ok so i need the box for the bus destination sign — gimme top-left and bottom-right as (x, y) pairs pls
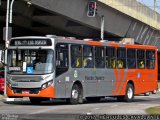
(10, 39), (52, 46)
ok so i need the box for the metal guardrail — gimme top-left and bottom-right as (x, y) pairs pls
(99, 0), (160, 30)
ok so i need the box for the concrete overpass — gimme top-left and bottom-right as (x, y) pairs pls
(1, 0), (160, 47)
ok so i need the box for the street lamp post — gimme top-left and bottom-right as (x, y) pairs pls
(154, 0), (157, 27)
(4, 0), (10, 97)
(5, 0), (10, 47)
(154, 0), (156, 13)
(4, 0), (14, 97)
(100, 15), (104, 40)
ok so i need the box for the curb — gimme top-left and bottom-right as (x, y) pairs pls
(3, 98), (15, 102)
(2, 97), (29, 102)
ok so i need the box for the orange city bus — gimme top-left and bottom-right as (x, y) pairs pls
(4, 35), (158, 104)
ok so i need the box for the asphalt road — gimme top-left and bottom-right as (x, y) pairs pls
(0, 93), (160, 120)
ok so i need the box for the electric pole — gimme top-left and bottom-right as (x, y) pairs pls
(154, 0), (157, 27)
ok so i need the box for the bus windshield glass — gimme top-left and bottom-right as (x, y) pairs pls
(8, 49), (54, 75)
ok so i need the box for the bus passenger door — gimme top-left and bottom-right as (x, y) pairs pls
(55, 43), (69, 98)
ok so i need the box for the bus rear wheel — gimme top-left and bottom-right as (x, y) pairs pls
(152, 90), (157, 94)
(117, 83), (134, 102)
(144, 92), (151, 96)
(70, 84), (83, 104)
(124, 83), (134, 102)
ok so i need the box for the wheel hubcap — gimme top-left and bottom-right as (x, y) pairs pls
(127, 88), (133, 99)
(72, 89), (78, 99)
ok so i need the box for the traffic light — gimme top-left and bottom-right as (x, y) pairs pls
(87, 1), (97, 17)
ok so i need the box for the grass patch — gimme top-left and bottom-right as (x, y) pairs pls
(145, 106), (160, 114)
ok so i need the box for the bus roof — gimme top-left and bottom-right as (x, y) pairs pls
(10, 36), (157, 50)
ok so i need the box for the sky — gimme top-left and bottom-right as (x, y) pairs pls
(137, 0), (160, 13)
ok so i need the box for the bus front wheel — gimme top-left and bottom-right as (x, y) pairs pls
(70, 84), (83, 104)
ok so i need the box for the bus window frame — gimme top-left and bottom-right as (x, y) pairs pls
(106, 47), (116, 69)
(55, 43), (69, 77)
(71, 44), (82, 68)
(127, 48), (136, 69)
(83, 45), (94, 68)
(117, 47), (126, 69)
(95, 46), (105, 68)
(146, 50), (155, 69)
(137, 49), (145, 69)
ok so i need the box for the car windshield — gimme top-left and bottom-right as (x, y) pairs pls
(8, 49), (54, 75)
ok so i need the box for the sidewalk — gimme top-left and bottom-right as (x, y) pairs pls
(0, 95), (29, 102)
(0, 94), (4, 100)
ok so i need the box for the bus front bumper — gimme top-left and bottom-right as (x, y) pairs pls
(6, 84), (55, 98)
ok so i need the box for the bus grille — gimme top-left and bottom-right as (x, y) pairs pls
(12, 88), (41, 94)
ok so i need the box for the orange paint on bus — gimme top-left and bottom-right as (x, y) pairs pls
(6, 85), (55, 98)
(86, 41), (103, 46)
(112, 69), (118, 95)
(109, 43), (158, 96)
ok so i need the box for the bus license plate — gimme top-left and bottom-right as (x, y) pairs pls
(22, 90), (30, 94)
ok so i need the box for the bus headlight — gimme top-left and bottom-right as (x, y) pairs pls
(42, 84), (47, 89)
(42, 80), (53, 89)
(48, 81), (53, 86)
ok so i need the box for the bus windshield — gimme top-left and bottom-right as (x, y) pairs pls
(8, 49), (54, 75)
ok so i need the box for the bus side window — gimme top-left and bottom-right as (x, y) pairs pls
(117, 48), (126, 69)
(117, 60), (123, 68)
(83, 46), (93, 68)
(83, 57), (92, 68)
(56, 44), (69, 76)
(105, 59), (109, 68)
(76, 57), (81, 67)
(95, 47), (105, 68)
(106, 47), (116, 68)
(71, 45), (82, 68)
(127, 49), (136, 69)
(137, 49), (145, 69)
(111, 59), (116, 68)
(138, 60), (145, 69)
(83, 58), (87, 67)
(146, 50), (155, 69)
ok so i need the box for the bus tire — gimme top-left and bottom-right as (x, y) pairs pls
(70, 84), (83, 104)
(152, 90), (157, 94)
(124, 83), (134, 102)
(29, 97), (42, 104)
